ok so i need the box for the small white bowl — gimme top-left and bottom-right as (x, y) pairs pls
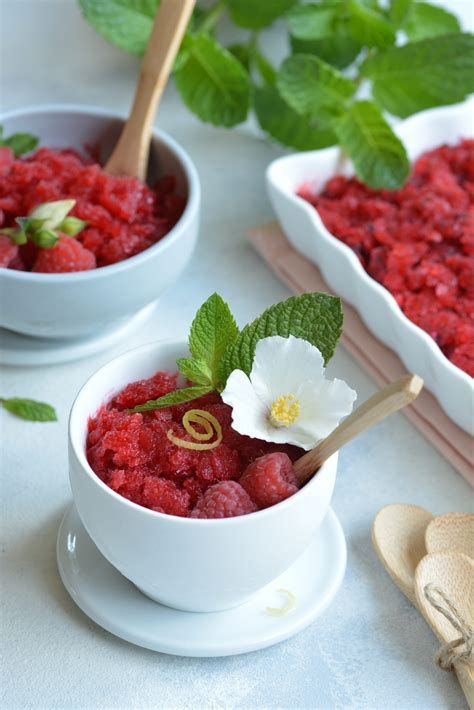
(0, 105), (200, 339)
(267, 100), (474, 434)
(69, 340), (338, 613)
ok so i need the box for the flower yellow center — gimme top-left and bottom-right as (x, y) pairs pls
(269, 394), (300, 428)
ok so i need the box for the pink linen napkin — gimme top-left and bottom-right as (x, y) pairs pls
(248, 222), (473, 485)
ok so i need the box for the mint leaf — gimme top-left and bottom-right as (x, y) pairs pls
(79, 0), (158, 55)
(0, 130), (39, 157)
(227, 43), (252, 72)
(254, 85), (337, 151)
(277, 55), (357, 118)
(361, 33), (474, 118)
(177, 358), (213, 387)
(254, 52), (277, 87)
(1, 397), (57, 422)
(290, 34), (361, 70)
(348, 0), (396, 48)
(287, 3), (335, 41)
(288, 4), (361, 69)
(174, 34), (250, 127)
(405, 2), (460, 41)
(389, 0), (412, 27)
(188, 293), (239, 388)
(333, 100), (409, 189)
(129, 386), (212, 412)
(229, 0), (296, 30)
(220, 293), (343, 383)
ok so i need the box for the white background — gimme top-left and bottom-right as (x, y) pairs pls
(1, 1), (473, 708)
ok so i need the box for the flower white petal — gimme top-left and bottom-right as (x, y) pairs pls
(295, 378), (357, 444)
(250, 335), (325, 403)
(221, 369), (270, 440)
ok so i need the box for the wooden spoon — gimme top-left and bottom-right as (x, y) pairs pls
(294, 374), (424, 484)
(372, 503), (434, 605)
(415, 552), (474, 708)
(105, 0), (195, 179)
(426, 512), (474, 557)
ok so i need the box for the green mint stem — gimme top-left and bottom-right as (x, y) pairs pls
(199, 0), (227, 34)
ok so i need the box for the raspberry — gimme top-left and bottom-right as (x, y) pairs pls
(142, 477), (190, 517)
(32, 235), (96, 273)
(239, 452), (299, 510)
(190, 481), (257, 519)
(0, 235), (18, 267)
(19, 241), (39, 269)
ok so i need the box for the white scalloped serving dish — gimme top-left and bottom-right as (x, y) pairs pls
(267, 100), (473, 434)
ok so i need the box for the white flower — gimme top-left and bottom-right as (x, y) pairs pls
(221, 335), (357, 451)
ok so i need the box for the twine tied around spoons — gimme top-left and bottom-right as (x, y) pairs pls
(424, 584), (474, 672)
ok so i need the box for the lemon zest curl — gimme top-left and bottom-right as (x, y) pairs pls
(265, 588), (296, 616)
(167, 409), (223, 451)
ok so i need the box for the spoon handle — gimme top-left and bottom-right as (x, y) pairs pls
(105, 0), (195, 179)
(294, 374), (423, 484)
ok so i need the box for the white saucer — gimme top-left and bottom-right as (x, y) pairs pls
(0, 303), (156, 366)
(57, 504), (346, 657)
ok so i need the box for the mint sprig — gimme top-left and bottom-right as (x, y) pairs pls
(0, 126), (39, 157)
(1, 397), (57, 422)
(129, 292), (343, 413)
(78, 0), (472, 190)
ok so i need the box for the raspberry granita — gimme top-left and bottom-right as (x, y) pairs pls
(87, 370), (302, 518)
(0, 146), (185, 272)
(298, 139), (474, 376)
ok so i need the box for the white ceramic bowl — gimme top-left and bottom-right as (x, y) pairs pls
(69, 340), (338, 612)
(267, 100), (474, 435)
(0, 105), (200, 339)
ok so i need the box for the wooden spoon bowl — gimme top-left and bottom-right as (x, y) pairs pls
(415, 552), (474, 707)
(372, 503), (434, 605)
(425, 512), (474, 557)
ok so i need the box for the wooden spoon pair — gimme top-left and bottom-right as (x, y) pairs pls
(373, 505), (474, 707)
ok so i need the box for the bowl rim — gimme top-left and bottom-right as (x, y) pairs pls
(265, 99), (473, 391)
(0, 103), (201, 283)
(69, 337), (337, 527)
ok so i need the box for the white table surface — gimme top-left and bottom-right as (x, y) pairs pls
(1, 2), (473, 708)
